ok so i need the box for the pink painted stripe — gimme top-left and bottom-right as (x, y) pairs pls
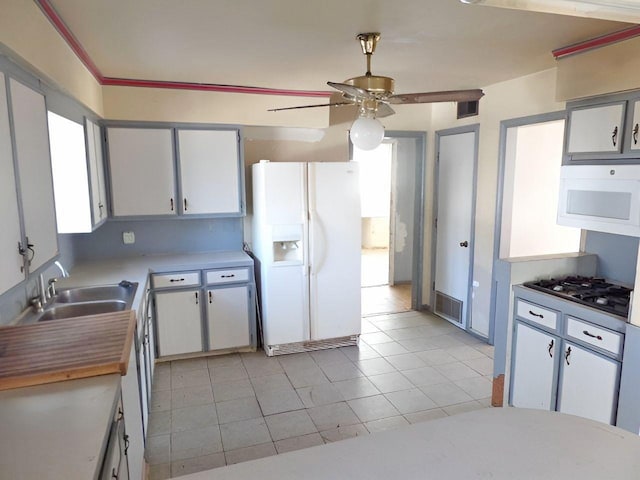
(35, 0), (332, 98)
(101, 77), (332, 97)
(35, 0), (104, 82)
(553, 25), (640, 59)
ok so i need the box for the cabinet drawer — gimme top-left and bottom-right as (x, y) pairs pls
(152, 271), (200, 289)
(206, 268), (250, 285)
(566, 317), (623, 356)
(516, 299), (558, 331)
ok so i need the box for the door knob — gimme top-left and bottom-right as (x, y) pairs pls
(459, 241), (469, 248)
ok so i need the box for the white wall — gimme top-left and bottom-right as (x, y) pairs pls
(0, 0), (103, 116)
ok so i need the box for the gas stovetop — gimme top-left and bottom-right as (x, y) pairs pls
(523, 276), (632, 319)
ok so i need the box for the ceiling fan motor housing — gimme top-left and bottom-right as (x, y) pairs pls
(344, 75), (395, 98)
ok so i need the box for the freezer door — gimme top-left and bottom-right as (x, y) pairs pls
(308, 162), (362, 340)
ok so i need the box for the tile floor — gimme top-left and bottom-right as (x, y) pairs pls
(361, 247), (412, 315)
(146, 310), (494, 479)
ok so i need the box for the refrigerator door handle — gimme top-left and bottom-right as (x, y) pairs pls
(311, 211), (328, 275)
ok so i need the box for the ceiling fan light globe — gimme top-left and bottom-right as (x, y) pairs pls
(350, 116), (384, 151)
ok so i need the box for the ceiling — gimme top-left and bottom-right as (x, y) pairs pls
(46, 0), (631, 97)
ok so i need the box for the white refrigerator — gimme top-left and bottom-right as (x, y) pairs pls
(252, 160), (361, 355)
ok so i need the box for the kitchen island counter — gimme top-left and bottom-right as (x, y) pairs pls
(181, 407), (640, 480)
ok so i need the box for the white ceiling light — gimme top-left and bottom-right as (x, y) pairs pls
(460, 0), (640, 23)
(350, 115), (385, 151)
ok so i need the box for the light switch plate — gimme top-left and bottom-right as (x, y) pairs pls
(123, 231), (135, 244)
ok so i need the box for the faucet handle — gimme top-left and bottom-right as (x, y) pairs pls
(48, 277), (58, 297)
(30, 297), (43, 313)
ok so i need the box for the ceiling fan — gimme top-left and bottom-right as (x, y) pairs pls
(269, 33), (484, 149)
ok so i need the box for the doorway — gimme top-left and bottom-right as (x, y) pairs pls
(432, 126), (478, 331)
(354, 136), (420, 316)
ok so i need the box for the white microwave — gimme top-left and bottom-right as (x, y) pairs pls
(557, 165), (640, 237)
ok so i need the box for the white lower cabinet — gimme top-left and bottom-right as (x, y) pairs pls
(557, 341), (620, 425)
(155, 289), (203, 356)
(510, 291), (623, 426)
(207, 285), (251, 350)
(510, 322), (558, 411)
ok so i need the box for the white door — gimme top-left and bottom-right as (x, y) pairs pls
(207, 285), (250, 350)
(86, 118), (107, 225)
(557, 341), (620, 425)
(155, 289), (203, 356)
(177, 129), (241, 215)
(107, 127), (176, 216)
(308, 162), (361, 340)
(434, 130), (476, 329)
(10, 78), (58, 273)
(0, 73), (24, 295)
(510, 322), (558, 411)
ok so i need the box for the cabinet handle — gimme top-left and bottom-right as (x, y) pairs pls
(98, 203), (104, 218)
(208, 291), (212, 304)
(184, 198), (188, 211)
(195, 292), (199, 304)
(612, 126), (618, 147)
(583, 330), (603, 341)
(565, 346), (572, 366)
(548, 339), (554, 358)
(111, 467), (118, 479)
(124, 434), (130, 455)
(170, 198), (174, 211)
(528, 310), (544, 319)
(634, 123), (639, 145)
(169, 278), (185, 283)
(221, 274), (235, 278)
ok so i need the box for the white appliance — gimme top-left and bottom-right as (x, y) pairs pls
(252, 160), (361, 355)
(557, 164), (640, 237)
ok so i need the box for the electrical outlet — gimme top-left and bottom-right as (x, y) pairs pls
(123, 231), (135, 244)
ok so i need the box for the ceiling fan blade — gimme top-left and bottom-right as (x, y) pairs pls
(268, 101), (352, 112)
(388, 89), (484, 105)
(327, 81), (375, 100)
(376, 103), (395, 118)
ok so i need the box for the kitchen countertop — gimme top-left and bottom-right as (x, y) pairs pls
(55, 250), (253, 317)
(182, 407), (640, 480)
(0, 374), (121, 480)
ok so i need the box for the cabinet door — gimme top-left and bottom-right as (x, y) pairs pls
(178, 129), (241, 215)
(557, 341), (620, 425)
(567, 102), (625, 155)
(0, 73), (24, 295)
(207, 285), (250, 350)
(107, 127), (176, 216)
(630, 100), (640, 152)
(510, 322), (559, 410)
(155, 289), (203, 356)
(86, 118), (107, 225)
(9, 78), (58, 273)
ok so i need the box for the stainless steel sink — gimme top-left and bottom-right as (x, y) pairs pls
(38, 300), (128, 322)
(54, 284), (137, 305)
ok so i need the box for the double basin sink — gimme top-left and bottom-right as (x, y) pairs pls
(32, 281), (138, 323)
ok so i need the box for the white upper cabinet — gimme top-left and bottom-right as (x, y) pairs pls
(86, 119), (108, 226)
(107, 127), (176, 217)
(0, 73), (24, 295)
(566, 102), (625, 155)
(630, 100), (640, 152)
(10, 78), (58, 273)
(177, 129), (242, 215)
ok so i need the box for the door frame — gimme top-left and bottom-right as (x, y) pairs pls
(488, 111), (567, 344)
(350, 130), (427, 310)
(431, 124), (479, 332)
